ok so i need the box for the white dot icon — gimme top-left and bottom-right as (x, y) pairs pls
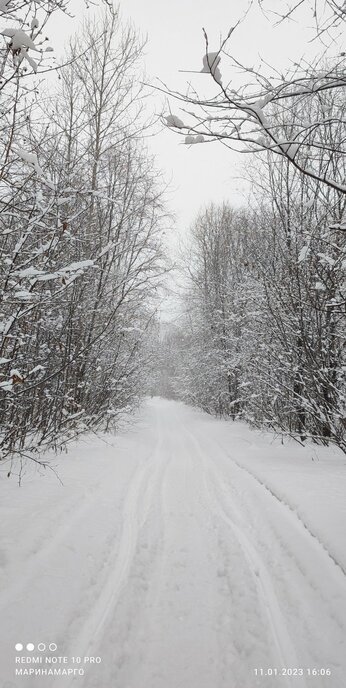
(26, 643), (35, 651)
(15, 643), (23, 651)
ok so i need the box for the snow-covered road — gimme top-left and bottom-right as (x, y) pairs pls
(1, 398), (346, 688)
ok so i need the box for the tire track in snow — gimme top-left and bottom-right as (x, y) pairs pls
(184, 425), (306, 688)
(206, 430), (346, 579)
(130, 413), (222, 688)
(59, 432), (166, 688)
(206, 467), (305, 687)
(230, 455), (346, 577)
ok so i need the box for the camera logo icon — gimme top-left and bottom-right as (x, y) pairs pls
(14, 642), (57, 652)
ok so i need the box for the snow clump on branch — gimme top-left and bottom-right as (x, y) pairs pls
(16, 149), (43, 175)
(201, 51), (222, 84)
(166, 114), (186, 129)
(185, 134), (205, 144)
(1, 27), (40, 51)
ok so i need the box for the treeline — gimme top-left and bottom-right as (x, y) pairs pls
(158, 107), (346, 450)
(0, 8), (165, 461)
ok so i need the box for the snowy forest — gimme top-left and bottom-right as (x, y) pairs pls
(0, 5), (167, 463)
(1, 2), (346, 687)
(0, 0), (345, 466)
(156, 3), (346, 453)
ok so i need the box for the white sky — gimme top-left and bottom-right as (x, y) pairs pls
(44, 0), (340, 319)
(51, 0), (324, 235)
(119, 0), (310, 227)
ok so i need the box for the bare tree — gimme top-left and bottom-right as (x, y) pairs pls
(162, 5), (346, 196)
(170, 184), (345, 449)
(258, 0), (346, 39)
(0, 8), (167, 463)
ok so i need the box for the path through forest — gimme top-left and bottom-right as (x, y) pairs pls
(0, 398), (346, 688)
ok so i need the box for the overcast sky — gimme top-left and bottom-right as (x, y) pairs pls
(50, 0), (339, 319)
(119, 0), (311, 227)
(53, 0), (324, 235)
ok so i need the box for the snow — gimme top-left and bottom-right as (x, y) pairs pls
(185, 134), (205, 145)
(1, 28), (40, 52)
(13, 260), (94, 286)
(14, 289), (33, 300)
(317, 252), (336, 267)
(0, 398), (345, 687)
(200, 53), (223, 84)
(16, 149), (43, 175)
(201, 51), (220, 74)
(0, 0), (11, 13)
(315, 281), (326, 291)
(16, 267), (42, 278)
(0, 379), (13, 392)
(22, 51), (38, 73)
(298, 245), (310, 262)
(201, 53), (222, 86)
(28, 364), (45, 375)
(10, 367), (23, 379)
(165, 114), (185, 129)
(64, 259), (94, 272)
(213, 68), (222, 85)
